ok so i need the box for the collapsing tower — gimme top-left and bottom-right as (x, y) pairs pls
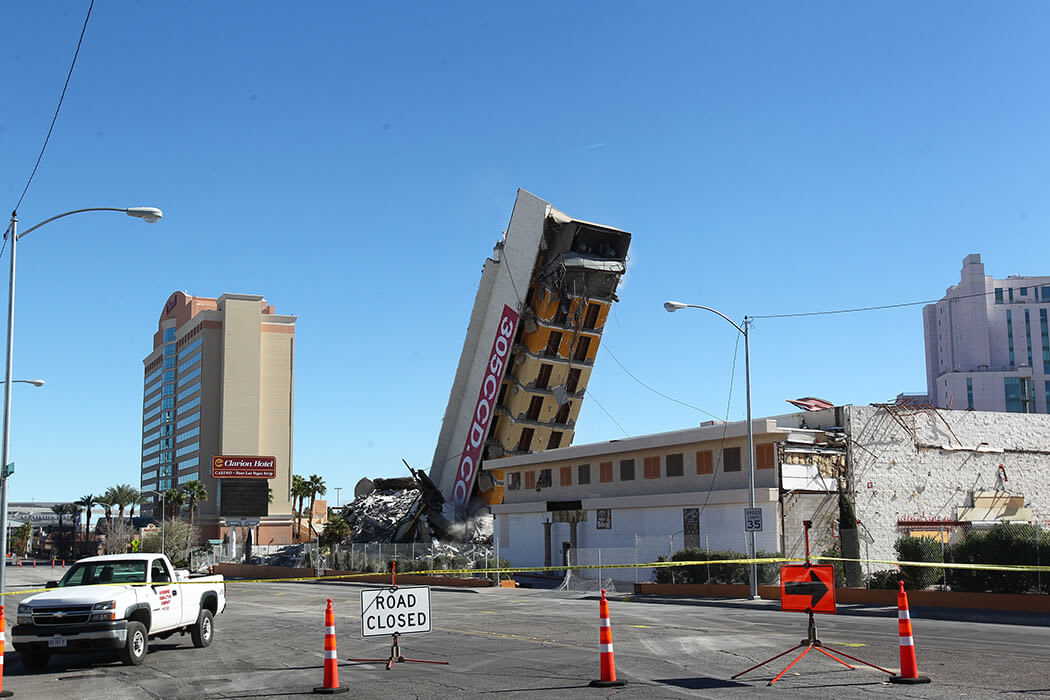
(430, 189), (632, 515)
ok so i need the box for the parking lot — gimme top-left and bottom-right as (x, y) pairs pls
(3, 565), (1050, 698)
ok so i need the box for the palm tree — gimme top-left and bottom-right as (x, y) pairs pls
(99, 487), (116, 533)
(50, 505), (66, 558)
(64, 504), (83, 558)
(108, 483), (138, 523)
(126, 488), (144, 525)
(163, 488), (185, 520)
(76, 494), (97, 554)
(306, 474), (327, 544)
(181, 480), (208, 530)
(291, 475), (309, 542)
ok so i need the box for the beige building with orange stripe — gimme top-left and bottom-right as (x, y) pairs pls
(140, 291), (296, 544)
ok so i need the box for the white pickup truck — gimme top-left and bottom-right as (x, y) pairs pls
(12, 553), (225, 669)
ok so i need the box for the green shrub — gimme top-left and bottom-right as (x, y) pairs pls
(655, 548), (781, 585)
(947, 523), (1049, 594)
(894, 536), (943, 591)
(866, 569), (901, 590)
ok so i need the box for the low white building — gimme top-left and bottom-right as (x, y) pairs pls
(484, 405), (1050, 581)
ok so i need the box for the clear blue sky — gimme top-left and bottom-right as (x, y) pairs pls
(2, 2), (1048, 504)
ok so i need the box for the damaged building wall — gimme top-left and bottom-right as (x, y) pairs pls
(799, 405), (1050, 573)
(429, 189), (631, 514)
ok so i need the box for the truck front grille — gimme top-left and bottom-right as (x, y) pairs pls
(32, 605), (93, 625)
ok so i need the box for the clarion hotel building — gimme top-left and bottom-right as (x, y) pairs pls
(140, 291), (296, 544)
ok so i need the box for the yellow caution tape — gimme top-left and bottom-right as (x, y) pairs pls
(4, 555), (1048, 597)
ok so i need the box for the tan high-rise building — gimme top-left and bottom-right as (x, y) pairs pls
(140, 292), (296, 544)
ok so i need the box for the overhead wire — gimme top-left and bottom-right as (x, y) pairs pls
(601, 344), (723, 421)
(10, 0), (95, 217)
(752, 287), (1003, 319)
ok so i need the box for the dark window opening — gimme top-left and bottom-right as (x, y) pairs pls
(574, 336), (592, 362)
(547, 431), (563, 449)
(497, 383), (509, 406)
(578, 464), (591, 484)
(516, 428), (535, 452)
(620, 459), (635, 481)
(566, 368), (582, 393)
(553, 304), (568, 325)
(536, 364), (553, 390)
(723, 447), (742, 472)
(554, 402), (571, 424)
(527, 396), (544, 420)
(545, 331), (563, 357)
(525, 287), (535, 307)
(583, 304), (600, 329)
(666, 453), (684, 477)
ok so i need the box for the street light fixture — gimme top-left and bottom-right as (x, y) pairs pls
(0, 207), (162, 593)
(664, 300), (759, 600)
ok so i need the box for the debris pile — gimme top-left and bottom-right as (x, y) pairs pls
(338, 464), (490, 545)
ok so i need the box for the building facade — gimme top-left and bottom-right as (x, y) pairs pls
(923, 254), (1050, 413)
(140, 292), (296, 544)
(430, 190), (631, 512)
(485, 404), (1050, 583)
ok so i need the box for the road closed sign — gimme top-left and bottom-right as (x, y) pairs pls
(361, 586), (432, 638)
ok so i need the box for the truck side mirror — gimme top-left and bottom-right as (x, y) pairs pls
(45, 580), (58, 589)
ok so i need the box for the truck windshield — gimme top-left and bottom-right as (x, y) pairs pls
(59, 560), (148, 587)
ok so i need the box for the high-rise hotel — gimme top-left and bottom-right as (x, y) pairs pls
(140, 291), (296, 544)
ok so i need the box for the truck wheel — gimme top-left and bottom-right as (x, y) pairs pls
(21, 649), (50, 671)
(190, 609), (213, 648)
(120, 621), (148, 665)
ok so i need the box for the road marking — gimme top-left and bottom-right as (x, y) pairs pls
(629, 624), (654, 628)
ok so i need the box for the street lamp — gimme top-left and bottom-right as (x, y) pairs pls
(0, 379), (44, 562)
(144, 489), (166, 556)
(1, 207), (162, 593)
(664, 300), (759, 599)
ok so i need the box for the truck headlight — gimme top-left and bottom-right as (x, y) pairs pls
(16, 603), (32, 624)
(90, 600), (118, 622)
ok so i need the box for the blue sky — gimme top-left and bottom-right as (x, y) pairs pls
(1, 2), (1048, 504)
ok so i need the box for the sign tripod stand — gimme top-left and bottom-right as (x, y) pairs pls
(347, 562), (450, 671)
(732, 521), (893, 686)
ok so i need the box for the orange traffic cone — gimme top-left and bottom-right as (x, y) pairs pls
(0, 605), (13, 696)
(589, 589), (626, 688)
(313, 599), (348, 694)
(890, 581), (931, 684)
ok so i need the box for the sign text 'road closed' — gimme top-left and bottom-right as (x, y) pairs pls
(360, 586), (432, 637)
(780, 565), (836, 614)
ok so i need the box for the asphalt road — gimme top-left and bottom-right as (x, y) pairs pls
(3, 565), (1050, 699)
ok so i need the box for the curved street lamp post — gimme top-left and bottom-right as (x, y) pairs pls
(664, 300), (759, 600)
(1, 207), (162, 593)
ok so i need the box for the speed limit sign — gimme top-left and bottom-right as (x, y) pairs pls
(744, 507), (763, 532)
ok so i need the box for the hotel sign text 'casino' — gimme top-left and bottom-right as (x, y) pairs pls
(212, 455), (277, 479)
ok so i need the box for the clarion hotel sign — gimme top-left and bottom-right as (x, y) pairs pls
(211, 455), (277, 479)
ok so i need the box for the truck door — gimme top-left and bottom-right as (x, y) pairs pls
(149, 558), (182, 632)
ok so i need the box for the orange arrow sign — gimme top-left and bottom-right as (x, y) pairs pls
(780, 565), (836, 614)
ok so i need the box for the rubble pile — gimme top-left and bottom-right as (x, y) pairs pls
(341, 488), (423, 543)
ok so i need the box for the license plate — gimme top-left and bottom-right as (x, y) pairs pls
(48, 637), (67, 648)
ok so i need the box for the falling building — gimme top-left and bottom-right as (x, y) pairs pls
(429, 190), (631, 513)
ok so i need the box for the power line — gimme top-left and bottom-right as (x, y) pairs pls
(584, 390), (631, 438)
(752, 288), (1000, 320)
(601, 344), (723, 421)
(11, 0), (95, 216)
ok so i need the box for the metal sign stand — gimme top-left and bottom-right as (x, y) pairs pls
(732, 521), (893, 686)
(347, 562), (449, 671)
